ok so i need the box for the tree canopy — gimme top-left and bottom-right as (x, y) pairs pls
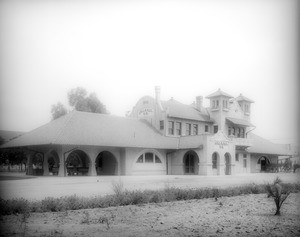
(51, 87), (107, 120)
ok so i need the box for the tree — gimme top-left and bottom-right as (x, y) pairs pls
(51, 102), (68, 120)
(50, 87), (108, 120)
(67, 87), (107, 113)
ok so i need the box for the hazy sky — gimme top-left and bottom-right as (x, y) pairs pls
(0, 0), (298, 144)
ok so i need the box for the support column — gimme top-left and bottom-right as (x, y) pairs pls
(43, 152), (50, 176)
(57, 147), (65, 177)
(26, 153), (33, 175)
(87, 149), (97, 176)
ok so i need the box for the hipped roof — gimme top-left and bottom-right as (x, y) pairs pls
(162, 99), (213, 122)
(247, 133), (292, 156)
(0, 111), (179, 149)
(206, 89), (234, 99)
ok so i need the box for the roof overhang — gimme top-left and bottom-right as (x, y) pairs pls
(226, 117), (254, 127)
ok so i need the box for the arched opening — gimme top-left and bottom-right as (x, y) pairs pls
(48, 150), (59, 175)
(212, 152), (220, 175)
(225, 153), (231, 175)
(96, 151), (117, 175)
(32, 153), (44, 176)
(66, 150), (90, 176)
(257, 156), (270, 172)
(183, 151), (199, 175)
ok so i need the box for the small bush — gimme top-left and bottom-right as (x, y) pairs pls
(1, 181), (300, 216)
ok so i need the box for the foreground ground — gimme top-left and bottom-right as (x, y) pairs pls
(1, 193), (300, 237)
(0, 172), (299, 200)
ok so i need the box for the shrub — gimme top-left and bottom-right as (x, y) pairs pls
(266, 177), (291, 215)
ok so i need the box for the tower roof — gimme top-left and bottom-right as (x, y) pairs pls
(236, 93), (254, 103)
(206, 88), (234, 99)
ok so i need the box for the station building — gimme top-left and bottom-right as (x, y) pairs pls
(0, 87), (291, 176)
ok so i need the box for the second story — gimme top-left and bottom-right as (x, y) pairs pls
(129, 87), (255, 143)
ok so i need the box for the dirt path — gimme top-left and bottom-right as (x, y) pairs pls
(1, 193), (300, 237)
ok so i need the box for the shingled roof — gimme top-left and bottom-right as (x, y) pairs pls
(0, 111), (180, 149)
(161, 99), (213, 122)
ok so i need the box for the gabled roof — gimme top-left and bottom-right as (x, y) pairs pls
(0, 111), (180, 149)
(161, 99), (213, 122)
(236, 94), (254, 103)
(206, 89), (233, 99)
(247, 133), (292, 156)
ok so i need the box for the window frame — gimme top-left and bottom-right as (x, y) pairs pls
(186, 123), (191, 135)
(168, 121), (174, 135)
(176, 122), (182, 136)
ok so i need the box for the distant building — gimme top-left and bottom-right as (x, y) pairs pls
(0, 87), (291, 176)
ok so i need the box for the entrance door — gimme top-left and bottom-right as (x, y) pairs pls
(261, 159), (267, 171)
(185, 153), (195, 174)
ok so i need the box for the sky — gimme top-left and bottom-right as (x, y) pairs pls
(0, 0), (299, 144)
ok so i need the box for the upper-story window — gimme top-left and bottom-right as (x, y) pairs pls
(216, 100), (219, 108)
(223, 100), (228, 109)
(193, 124), (198, 135)
(237, 128), (241, 138)
(212, 100), (219, 109)
(186, 123), (191, 135)
(168, 121), (174, 135)
(245, 104), (250, 113)
(205, 125), (209, 132)
(160, 120), (164, 130)
(240, 128), (245, 138)
(176, 122), (182, 136)
(213, 125), (218, 133)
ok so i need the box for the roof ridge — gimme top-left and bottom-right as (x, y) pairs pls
(51, 111), (75, 144)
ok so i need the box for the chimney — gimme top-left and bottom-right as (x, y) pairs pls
(196, 96), (203, 111)
(155, 86), (163, 110)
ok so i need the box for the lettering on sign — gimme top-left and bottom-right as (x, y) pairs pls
(215, 140), (229, 149)
(138, 108), (154, 117)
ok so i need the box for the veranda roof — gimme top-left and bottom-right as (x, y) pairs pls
(0, 111), (180, 149)
(226, 117), (254, 127)
(247, 133), (292, 156)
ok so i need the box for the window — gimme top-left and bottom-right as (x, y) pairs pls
(176, 122), (182, 136)
(193, 124), (198, 135)
(137, 155), (143, 163)
(143, 100), (149, 105)
(228, 126), (231, 136)
(235, 153), (239, 162)
(245, 104), (249, 113)
(216, 100), (219, 108)
(155, 155), (162, 163)
(212, 100), (215, 108)
(212, 153), (218, 169)
(205, 125), (209, 132)
(168, 121), (174, 135)
(213, 125), (218, 133)
(241, 128), (245, 138)
(160, 120), (164, 130)
(243, 158), (247, 168)
(145, 153), (153, 163)
(243, 154), (247, 158)
(232, 127), (235, 136)
(136, 152), (162, 164)
(223, 100), (228, 108)
(237, 128), (241, 138)
(186, 123), (191, 135)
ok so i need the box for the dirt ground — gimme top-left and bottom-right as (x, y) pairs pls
(0, 172), (299, 200)
(1, 193), (300, 237)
